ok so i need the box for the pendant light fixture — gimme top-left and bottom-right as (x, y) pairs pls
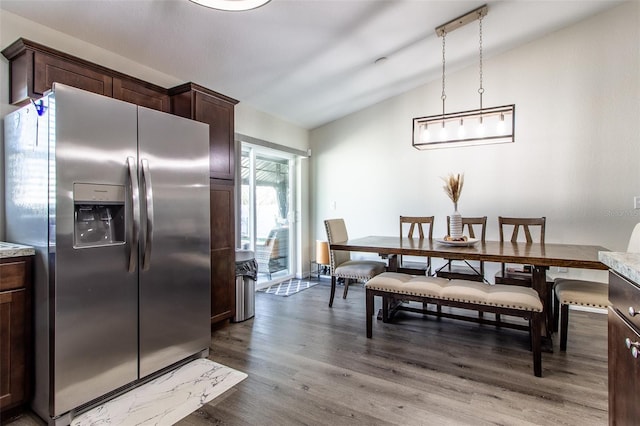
(412, 5), (515, 150)
(189, 0), (271, 11)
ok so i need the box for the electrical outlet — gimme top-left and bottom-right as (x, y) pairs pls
(635, 196), (640, 209)
(557, 267), (568, 273)
(331, 201), (337, 210)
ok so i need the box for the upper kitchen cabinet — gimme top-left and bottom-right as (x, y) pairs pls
(34, 50), (112, 99)
(1, 38), (169, 112)
(169, 83), (238, 180)
(112, 78), (170, 112)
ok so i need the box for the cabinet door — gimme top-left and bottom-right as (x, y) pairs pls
(113, 78), (170, 112)
(608, 308), (640, 425)
(34, 51), (112, 97)
(210, 180), (236, 323)
(0, 289), (26, 411)
(195, 92), (235, 180)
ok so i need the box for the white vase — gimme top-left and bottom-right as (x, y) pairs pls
(450, 205), (463, 240)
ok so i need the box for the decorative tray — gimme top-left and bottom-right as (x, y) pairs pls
(435, 238), (480, 247)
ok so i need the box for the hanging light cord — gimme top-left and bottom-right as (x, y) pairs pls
(441, 31), (447, 117)
(478, 13), (484, 110)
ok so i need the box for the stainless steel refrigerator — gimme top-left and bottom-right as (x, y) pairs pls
(4, 83), (211, 425)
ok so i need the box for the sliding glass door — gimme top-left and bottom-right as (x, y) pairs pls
(240, 145), (293, 286)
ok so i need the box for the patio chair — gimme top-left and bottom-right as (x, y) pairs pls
(255, 227), (289, 280)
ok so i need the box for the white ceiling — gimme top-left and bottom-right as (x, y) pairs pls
(0, 0), (624, 129)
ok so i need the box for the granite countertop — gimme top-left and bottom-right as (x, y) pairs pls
(599, 251), (640, 284)
(0, 242), (36, 258)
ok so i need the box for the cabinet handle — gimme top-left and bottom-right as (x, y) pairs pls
(629, 307), (639, 317)
(625, 338), (640, 358)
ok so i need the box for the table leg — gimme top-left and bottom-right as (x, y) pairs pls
(532, 265), (553, 352)
(376, 254), (398, 320)
(387, 254), (398, 272)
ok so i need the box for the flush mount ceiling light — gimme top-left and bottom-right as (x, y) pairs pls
(189, 0), (271, 11)
(412, 4), (515, 150)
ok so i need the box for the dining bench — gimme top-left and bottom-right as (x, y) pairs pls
(365, 272), (544, 377)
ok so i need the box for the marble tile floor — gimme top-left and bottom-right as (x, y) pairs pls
(72, 359), (247, 426)
(6, 359), (247, 426)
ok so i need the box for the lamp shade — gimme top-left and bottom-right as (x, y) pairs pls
(316, 240), (330, 265)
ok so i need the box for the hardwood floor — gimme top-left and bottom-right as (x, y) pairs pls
(5, 279), (608, 425)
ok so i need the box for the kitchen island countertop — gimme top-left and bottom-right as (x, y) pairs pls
(599, 251), (640, 284)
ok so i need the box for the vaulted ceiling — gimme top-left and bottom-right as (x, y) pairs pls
(0, 0), (623, 129)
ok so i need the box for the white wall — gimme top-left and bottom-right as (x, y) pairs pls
(235, 103), (309, 152)
(310, 2), (639, 278)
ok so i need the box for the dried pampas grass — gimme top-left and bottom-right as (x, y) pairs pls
(442, 173), (464, 205)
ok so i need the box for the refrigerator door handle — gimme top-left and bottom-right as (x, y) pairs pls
(141, 158), (154, 271)
(127, 156), (140, 273)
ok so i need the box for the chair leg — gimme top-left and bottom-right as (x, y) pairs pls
(343, 279), (350, 299)
(560, 304), (569, 351)
(382, 295), (389, 323)
(553, 294), (560, 333)
(531, 313), (542, 377)
(366, 290), (374, 338)
(496, 313), (501, 327)
(546, 286), (554, 334)
(329, 276), (337, 307)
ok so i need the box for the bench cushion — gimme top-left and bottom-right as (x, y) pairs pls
(365, 272), (542, 312)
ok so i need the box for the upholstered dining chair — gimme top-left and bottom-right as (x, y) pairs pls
(324, 218), (386, 307)
(553, 223), (640, 351)
(398, 216), (434, 275)
(436, 216), (487, 282)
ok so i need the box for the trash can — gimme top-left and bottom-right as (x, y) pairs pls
(233, 249), (257, 322)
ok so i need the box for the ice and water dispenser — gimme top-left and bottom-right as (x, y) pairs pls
(73, 183), (125, 248)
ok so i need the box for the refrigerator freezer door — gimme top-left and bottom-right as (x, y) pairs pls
(52, 85), (139, 416)
(137, 107), (211, 378)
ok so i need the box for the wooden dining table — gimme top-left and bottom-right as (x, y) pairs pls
(330, 236), (609, 342)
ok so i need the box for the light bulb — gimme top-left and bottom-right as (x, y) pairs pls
(497, 113), (505, 133)
(440, 122), (447, 139)
(477, 117), (485, 136)
(422, 125), (430, 142)
(458, 119), (465, 138)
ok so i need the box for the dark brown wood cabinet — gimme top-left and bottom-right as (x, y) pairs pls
(32, 50), (113, 99)
(113, 77), (170, 112)
(210, 180), (236, 323)
(169, 83), (238, 180)
(608, 270), (640, 425)
(0, 256), (33, 416)
(169, 83), (239, 324)
(2, 38), (168, 112)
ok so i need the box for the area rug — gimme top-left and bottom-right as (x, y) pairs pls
(258, 279), (319, 296)
(71, 359), (247, 426)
